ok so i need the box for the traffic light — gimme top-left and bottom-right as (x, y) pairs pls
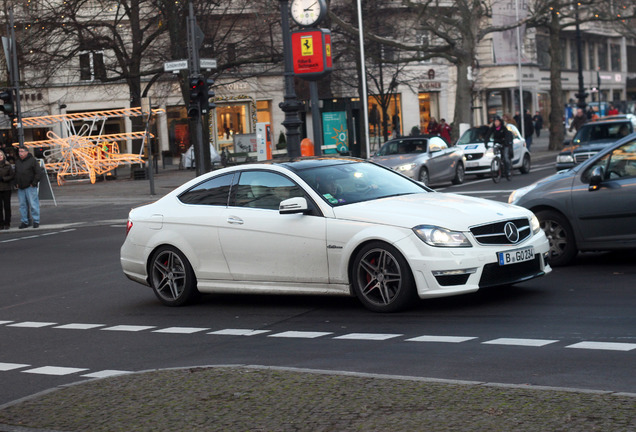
(0, 89), (15, 117)
(187, 77), (204, 118)
(200, 78), (215, 114)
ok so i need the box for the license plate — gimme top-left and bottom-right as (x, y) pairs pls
(497, 246), (535, 266)
(466, 160), (479, 167)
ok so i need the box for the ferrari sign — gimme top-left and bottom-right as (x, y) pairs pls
(291, 28), (332, 80)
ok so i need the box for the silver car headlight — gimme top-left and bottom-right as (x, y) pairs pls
(508, 184), (535, 204)
(530, 214), (541, 234)
(484, 147), (494, 157)
(413, 225), (472, 247)
(396, 163), (417, 172)
(557, 154), (574, 164)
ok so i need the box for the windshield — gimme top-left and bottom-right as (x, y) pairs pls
(573, 122), (632, 146)
(376, 139), (427, 156)
(457, 126), (489, 145)
(295, 160), (427, 206)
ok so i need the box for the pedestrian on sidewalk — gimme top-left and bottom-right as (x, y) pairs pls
(15, 145), (42, 229)
(0, 149), (14, 230)
(533, 111), (544, 137)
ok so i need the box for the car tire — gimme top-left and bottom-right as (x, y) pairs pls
(351, 241), (417, 313)
(418, 167), (430, 187)
(451, 163), (465, 185)
(536, 210), (578, 267)
(520, 154), (531, 174)
(149, 246), (199, 306)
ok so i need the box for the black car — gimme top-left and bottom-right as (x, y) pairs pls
(556, 115), (636, 171)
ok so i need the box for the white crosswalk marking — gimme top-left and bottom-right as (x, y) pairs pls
(153, 327), (210, 334)
(269, 331), (332, 339)
(406, 335), (477, 343)
(334, 333), (403, 341)
(0, 362), (29, 371)
(483, 338), (558, 347)
(566, 342), (636, 351)
(54, 323), (105, 330)
(8, 321), (57, 328)
(82, 370), (133, 378)
(23, 366), (89, 376)
(101, 325), (156, 332)
(208, 329), (270, 336)
(0, 321), (14, 325)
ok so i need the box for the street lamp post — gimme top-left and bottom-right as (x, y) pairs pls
(574, 3), (587, 109)
(279, 0), (303, 158)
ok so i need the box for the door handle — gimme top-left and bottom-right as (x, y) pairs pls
(227, 216), (244, 225)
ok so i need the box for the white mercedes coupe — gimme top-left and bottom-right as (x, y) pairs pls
(121, 157), (551, 312)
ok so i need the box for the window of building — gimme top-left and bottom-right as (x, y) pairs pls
(569, 39), (578, 70)
(559, 39), (567, 69)
(79, 51), (106, 82)
(598, 42), (608, 71)
(256, 100), (272, 124)
(536, 35), (550, 69)
(610, 44), (621, 71)
(216, 102), (249, 150)
(587, 42), (596, 70)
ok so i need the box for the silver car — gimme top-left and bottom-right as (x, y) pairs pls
(509, 134), (636, 266)
(370, 136), (465, 187)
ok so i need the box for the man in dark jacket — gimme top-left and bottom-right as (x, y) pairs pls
(15, 145), (42, 228)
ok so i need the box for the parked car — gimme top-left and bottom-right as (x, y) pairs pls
(456, 124), (531, 177)
(370, 135), (465, 187)
(510, 134), (636, 266)
(556, 114), (636, 171)
(121, 157), (551, 312)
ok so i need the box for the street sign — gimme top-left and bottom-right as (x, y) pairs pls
(163, 60), (188, 72)
(200, 58), (217, 70)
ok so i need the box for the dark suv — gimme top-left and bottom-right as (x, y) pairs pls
(556, 114), (636, 171)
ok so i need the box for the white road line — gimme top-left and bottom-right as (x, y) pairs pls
(153, 327), (210, 334)
(566, 342), (636, 351)
(23, 366), (89, 376)
(82, 370), (133, 378)
(101, 325), (156, 332)
(208, 329), (271, 336)
(483, 338), (558, 347)
(334, 333), (403, 341)
(0, 321), (14, 325)
(7, 321), (57, 328)
(54, 323), (106, 330)
(0, 362), (30, 371)
(406, 335), (478, 343)
(268, 331), (333, 339)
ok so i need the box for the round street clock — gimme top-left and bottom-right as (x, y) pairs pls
(290, 0), (327, 27)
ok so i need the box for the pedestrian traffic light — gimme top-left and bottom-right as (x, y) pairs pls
(200, 78), (215, 113)
(187, 77), (204, 118)
(0, 90), (15, 117)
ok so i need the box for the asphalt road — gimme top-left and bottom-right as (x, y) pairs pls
(1, 154), (635, 413)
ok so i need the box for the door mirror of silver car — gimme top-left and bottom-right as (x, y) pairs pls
(279, 197), (309, 214)
(588, 166), (604, 191)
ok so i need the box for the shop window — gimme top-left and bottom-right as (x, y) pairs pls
(536, 35), (550, 69)
(167, 106), (190, 156)
(256, 100), (272, 124)
(368, 94), (402, 141)
(598, 43), (608, 71)
(216, 102), (248, 150)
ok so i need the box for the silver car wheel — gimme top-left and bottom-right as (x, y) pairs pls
(418, 168), (429, 186)
(150, 247), (198, 306)
(537, 210), (577, 267)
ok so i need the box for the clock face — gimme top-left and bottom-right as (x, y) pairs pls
(290, 0), (326, 27)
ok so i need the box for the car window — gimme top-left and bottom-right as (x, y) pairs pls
(575, 122), (632, 145)
(582, 140), (636, 182)
(457, 127), (488, 145)
(178, 173), (234, 206)
(233, 170), (305, 210)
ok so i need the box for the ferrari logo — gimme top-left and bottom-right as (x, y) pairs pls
(301, 36), (313, 56)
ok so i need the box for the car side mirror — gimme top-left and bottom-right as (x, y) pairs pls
(588, 166), (604, 191)
(279, 197), (309, 214)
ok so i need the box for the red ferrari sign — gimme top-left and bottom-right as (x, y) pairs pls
(292, 29), (332, 80)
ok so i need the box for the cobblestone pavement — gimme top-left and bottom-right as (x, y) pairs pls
(0, 366), (635, 432)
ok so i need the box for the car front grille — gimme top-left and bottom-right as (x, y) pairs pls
(464, 153), (484, 161)
(574, 152), (596, 164)
(479, 256), (543, 288)
(470, 218), (531, 245)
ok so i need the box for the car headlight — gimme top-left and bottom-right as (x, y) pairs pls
(484, 147), (494, 157)
(396, 163), (416, 172)
(557, 154), (574, 164)
(413, 225), (472, 247)
(508, 184), (535, 204)
(530, 214), (541, 234)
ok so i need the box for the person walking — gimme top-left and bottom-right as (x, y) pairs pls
(523, 109), (534, 151)
(427, 117), (440, 136)
(483, 116), (513, 180)
(0, 150), (14, 230)
(14, 145), (42, 229)
(569, 108), (587, 133)
(533, 111), (544, 137)
(439, 118), (452, 144)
